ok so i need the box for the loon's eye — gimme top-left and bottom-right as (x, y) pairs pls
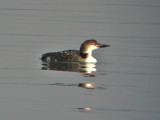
(90, 43), (94, 45)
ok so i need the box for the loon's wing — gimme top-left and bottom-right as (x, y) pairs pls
(41, 50), (79, 62)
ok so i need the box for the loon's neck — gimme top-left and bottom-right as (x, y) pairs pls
(79, 44), (97, 63)
(79, 52), (97, 63)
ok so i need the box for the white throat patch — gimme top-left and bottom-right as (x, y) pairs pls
(79, 55), (97, 63)
(85, 45), (98, 55)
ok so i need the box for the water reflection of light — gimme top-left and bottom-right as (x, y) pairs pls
(47, 82), (97, 89)
(78, 83), (96, 89)
(77, 107), (94, 112)
(41, 62), (96, 74)
(79, 63), (96, 73)
(79, 63), (96, 68)
(40, 62), (109, 90)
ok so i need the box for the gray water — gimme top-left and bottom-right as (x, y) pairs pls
(0, 0), (160, 120)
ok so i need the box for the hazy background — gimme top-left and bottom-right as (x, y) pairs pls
(0, 0), (160, 120)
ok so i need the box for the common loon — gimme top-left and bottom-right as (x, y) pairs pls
(41, 39), (110, 63)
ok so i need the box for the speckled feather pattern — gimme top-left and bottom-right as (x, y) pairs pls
(41, 50), (79, 62)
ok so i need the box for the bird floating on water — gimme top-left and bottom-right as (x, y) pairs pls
(41, 39), (110, 63)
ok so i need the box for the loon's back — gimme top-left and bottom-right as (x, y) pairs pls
(41, 50), (80, 62)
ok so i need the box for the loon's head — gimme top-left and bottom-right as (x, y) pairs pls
(80, 39), (110, 57)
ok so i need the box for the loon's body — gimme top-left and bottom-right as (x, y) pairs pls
(41, 39), (110, 63)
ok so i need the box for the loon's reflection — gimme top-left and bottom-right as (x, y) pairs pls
(42, 62), (96, 73)
(40, 62), (107, 90)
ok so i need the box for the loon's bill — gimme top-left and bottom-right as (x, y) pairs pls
(41, 39), (110, 63)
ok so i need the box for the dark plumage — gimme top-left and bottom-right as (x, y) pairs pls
(41, 50), (79, 62)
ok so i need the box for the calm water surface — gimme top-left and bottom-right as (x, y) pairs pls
(0, 0), (160, 120)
